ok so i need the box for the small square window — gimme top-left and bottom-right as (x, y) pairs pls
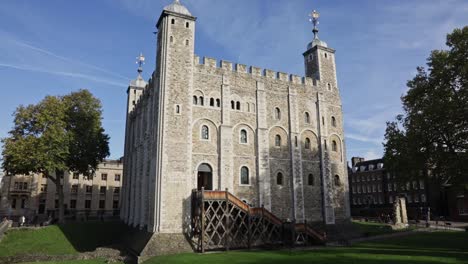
(115, 174), (121, 181)
(100, 186), (106, 194)
(101, 174), (107, 181)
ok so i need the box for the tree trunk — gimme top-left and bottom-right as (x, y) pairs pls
(49, 170), (65, 224)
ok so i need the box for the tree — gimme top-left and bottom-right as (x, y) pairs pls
(384, 26), (468, 188)
(2, 89), (110, 223)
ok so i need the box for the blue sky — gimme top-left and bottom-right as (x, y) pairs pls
(0, 0), (467, 162)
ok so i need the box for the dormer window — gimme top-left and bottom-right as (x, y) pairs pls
(369, 164), (374, 170)
(360, 166), (366, 172)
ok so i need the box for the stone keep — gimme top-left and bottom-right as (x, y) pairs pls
(121, 0), (350, 236)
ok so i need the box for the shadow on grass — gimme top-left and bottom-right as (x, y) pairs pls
(58, 220), (130, 252)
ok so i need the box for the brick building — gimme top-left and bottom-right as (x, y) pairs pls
(0, 159), (123, 222)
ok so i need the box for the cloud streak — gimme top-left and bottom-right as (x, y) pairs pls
(0, 63), (126, 88)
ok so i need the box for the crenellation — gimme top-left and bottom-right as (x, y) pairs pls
(264, 69), (276, 79)
(303, 77), (314, 86)
(203, 57), (217, 68)
(250, 66), (262, 76)
(290, 74), (302, 84)
(221, 60), (233, 71)
(194, 55), (200, 65)
(235, 64), (247, 73)
(277, 72), (288, 81)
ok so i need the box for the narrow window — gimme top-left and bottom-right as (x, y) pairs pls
(324, 53), (328, 58)
(175, 105), (180, 114)
(308, 174), (314, 186)
(275, 135), (281, 147)
(334, 175), (340, 186)
(252, 103), (256, 113)
(324, 139), (327, 150)
(201, 125), (209, 140)
(295, 136), (298, 147)
(332, 116), (337, 127)
(171, 19), (175, 24)
(305, 138), (310, 149)
(275, 107), (281, 120)
(240, 129), (247, 143)
(186, 39), (189, 46)
(236, 101), (241, 110)
(210, 98), (214, 107)
(170, 36), (174, 43)
(277, 172), (283, 185)
(247, 103), (250, 112)
(199, 96), (204, 106)
(193, 96), (198, 105)
(186, 22), (189, 28)
(240, 167), (249, 185)
(327, 83), (331, 91)
(231, 100), (235, 109)
(332, 140), (337, 151)
(305, 112), (310, 124)
(322, 116), (325, 125)
(216, 99), (221, 107)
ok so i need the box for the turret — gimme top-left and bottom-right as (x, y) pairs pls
(126, 53), (147, 113)
(303, 10), (338, 92)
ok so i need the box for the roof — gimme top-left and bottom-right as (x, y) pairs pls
(164, 0), (191, 16)
(352, 158), (384, 173)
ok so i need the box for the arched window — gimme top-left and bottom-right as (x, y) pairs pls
(231, 100), (235, 109)
(247, 103), (250, 112)
(240, 166), (249, 185)
(199, 96), (204, 106)
(332, 140), (337, 151)
(185, 39), (189, 46)
(216, 99), (221, 107)
(308, 174), (314, 186)
(252, 103), (256, 113)
(209, 98), (214, 107)
(275, 107), (281, 120)
(236, 101), (241, 110)
(327, 83), (331, 90)
(186, 22), (189, 28)
(240, 129), (247, 144)
(193, 96), (198, 105)
(332, 116), (337, 127)
(334, 175), (340, 186)
(277, 172), (283, 185)
(171, 19), (175, 24)
(305, 112), (310, 124)
(305, 138), (310, 149)
(201, 125), (209, 140)
(170, 36), (174, 43)
(175, 105), (180, 114)
(275, 135), (281, 147)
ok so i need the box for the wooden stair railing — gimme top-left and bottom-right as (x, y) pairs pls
(194, 188), (326, 252)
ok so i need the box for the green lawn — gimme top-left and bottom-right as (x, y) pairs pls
(351, 221), (408, 236)
(21, 260), (115, 264)
(145, 232), (468, 264)
(0, 221), (127, 257)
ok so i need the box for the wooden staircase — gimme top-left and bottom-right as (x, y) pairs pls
(191, 188), (326, 252)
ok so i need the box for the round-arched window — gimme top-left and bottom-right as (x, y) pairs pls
(305, 138), (311, 149)
(240, 166), (249, 185)
(275, 135), (281, 147)
(332, 140), (338, 151)
(277, 172), (283, 185)
(275, 107), (281, 120)
(201, 125), (209, 140)
(305, 112), (310, 124)
(240, 129), (247, 144)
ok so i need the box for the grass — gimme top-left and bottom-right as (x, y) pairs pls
(144, 232), (468, 264)
(351, 220), (406, 236)
(21, 260), (117, 264)
(0, 221), (127, 257)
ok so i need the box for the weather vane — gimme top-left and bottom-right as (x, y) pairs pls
(308, 10), (320, 39)
(136, 53), (145, 77)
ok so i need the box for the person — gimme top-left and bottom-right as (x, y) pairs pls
(19, 215), (25, 227)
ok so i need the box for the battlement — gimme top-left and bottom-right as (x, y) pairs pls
(194, 55), (318, 87)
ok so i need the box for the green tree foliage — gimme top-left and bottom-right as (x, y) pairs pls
(2, 89), (110, 223)
(384, 26), (468, 186)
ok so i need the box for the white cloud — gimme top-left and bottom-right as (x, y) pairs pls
(0, 63), (125, 88)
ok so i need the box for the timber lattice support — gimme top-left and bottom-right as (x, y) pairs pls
(191, 188), (326, 252)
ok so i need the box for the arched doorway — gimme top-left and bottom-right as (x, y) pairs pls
(197, 163), (213, 190)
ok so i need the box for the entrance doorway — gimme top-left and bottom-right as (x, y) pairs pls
(197, 163), (213, 191)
